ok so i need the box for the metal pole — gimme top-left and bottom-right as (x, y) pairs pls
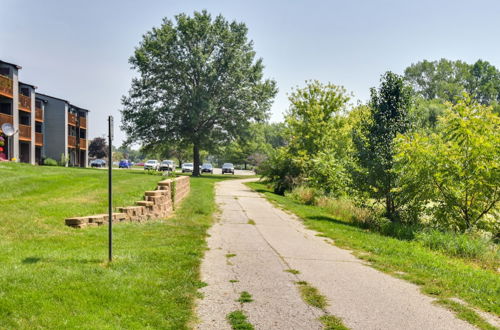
(108, 116), (113, 262)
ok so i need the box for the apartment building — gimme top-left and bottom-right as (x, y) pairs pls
(36, 94), (89, 167)
(0, 60), (89, 167)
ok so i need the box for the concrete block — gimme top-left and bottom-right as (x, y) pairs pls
(65, 217), (88, 226)
(136, 201), (154, 207)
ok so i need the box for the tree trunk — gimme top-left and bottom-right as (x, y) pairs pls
(385, 193), (396, 222)
(193, 144), (200, 177)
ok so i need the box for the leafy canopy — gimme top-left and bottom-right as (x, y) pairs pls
(404, 58), (500, 105)
(88, 137), (107, 159)
(396, 95), (500, 232)
(121, 10), (277, 175)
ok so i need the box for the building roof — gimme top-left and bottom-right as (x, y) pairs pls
(0, 60), (22, 69)
(37, 92), (90, 112)
(19, 81), (37, 89)
(37, 92), (69, 103)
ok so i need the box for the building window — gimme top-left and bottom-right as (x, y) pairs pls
(79, 128), (86, 139)
(35, 122), (43, 133)
(20, 87), (30, 97)
(0, 103), (11, 115)
(19, 113), (30, 126)
(0, 67), (9, 76)
(68, 125), (76, 136)
(35, 100), (42, 108)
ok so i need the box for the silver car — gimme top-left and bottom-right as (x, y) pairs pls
(144, 159), (159, 170)
(181, 163), (194, 173)
(159, 160), (176, 171)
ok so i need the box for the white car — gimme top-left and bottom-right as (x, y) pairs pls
(159, 160), (176, 171)
(181, 163), (194, 173)
(144, 159), (160, 170)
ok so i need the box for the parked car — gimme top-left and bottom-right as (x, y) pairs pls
(181, 163), (194, 173)
(159, 160), (176, 171)
(136, 162), (144, 167)
(222, 163), (235, 174)
(91, 159), (106, 168)
(201, 163), (213, 174)
(119, 159), (131, 168)
(144, 159), (160, 170)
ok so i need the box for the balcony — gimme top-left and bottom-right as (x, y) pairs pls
(68, 135), (76, 148)
(0, 113), (13, 127)
(19, 124), (31, 141)
(35, 107), (43, 121)
(79, 116), (87, 128)
(79, 138), (87, 150)
(0, 75), (13, 98)
(68, 113), (77, 126)
(35, 132), (43, 146)
(19, 94), (31, 112)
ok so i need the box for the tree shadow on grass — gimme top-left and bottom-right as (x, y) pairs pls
(22, 257), (102, 265)
(307, 214), (418, 241)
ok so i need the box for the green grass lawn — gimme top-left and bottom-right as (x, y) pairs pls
(0, 162), (239, 329)
(246, 181), (500, 329)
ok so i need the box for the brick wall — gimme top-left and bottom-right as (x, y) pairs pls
(65, 175), (190, 228)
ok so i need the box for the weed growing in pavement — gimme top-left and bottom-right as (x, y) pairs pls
(285, 269), (300, 274)
(247, 219), (256, 225)
(227, 310), (254, 330)
(435, 299), (497, 330)
(296, 281), (328, 309)
(226, 253), (237, 258)
(237, 291), (253, 303)
(229, 279), (239, 283)
(319, 315), (349, 330)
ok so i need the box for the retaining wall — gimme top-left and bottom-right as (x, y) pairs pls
(65, 176), (190, 228)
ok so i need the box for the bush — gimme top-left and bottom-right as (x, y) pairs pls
(43, 158), (58, 166)
(287, 186), (320, 205)
(259, 149), (302, 194)
(415, 229), (499, 267)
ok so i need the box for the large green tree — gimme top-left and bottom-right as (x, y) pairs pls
(404, 58), (500, 105)
(121, 11), (277, 176)
(353, 72), (413, 221)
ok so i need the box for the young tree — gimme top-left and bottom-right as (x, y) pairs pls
(396, 95), (500, 232)
(88, 137), (107, 159)
(353, 72), (413, 220)
(121, 11), (277, 176)
(262, 81), (352, 195)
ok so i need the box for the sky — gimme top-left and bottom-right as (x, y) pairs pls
(2, 0), (499, 144)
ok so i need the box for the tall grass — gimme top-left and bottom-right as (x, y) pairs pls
(287, 185), (499, 268)
(416, 230), (499, 266)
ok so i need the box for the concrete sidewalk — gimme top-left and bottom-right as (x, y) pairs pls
(195, 179), (474, 330)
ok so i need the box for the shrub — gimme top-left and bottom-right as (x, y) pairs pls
(43, 158), (58, 166)
(259, 149), (302, 194)
(59, 153), (69, 166)
(315, 196), (373, 223)
(287, 186), (320, 205)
